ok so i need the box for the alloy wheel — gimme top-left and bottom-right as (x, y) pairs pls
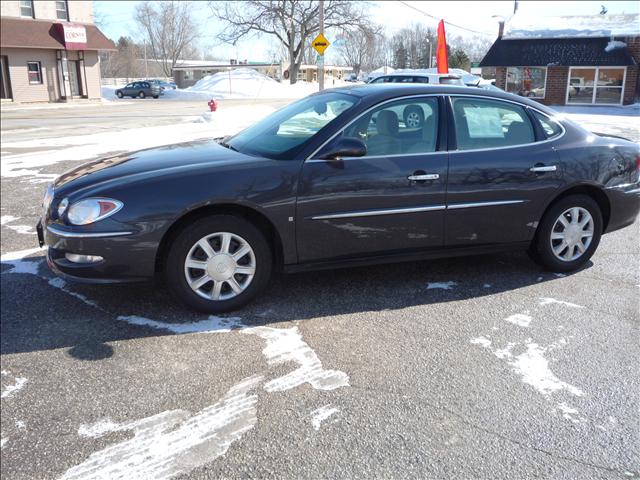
(549, 207), (594, 262)
(184, 232), (256, 301)
(406, 111), (421, 128)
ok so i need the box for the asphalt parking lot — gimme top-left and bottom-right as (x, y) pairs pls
(1, 100), (639, 479)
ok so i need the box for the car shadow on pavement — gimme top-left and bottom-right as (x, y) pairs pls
(1, 250), (591, 359)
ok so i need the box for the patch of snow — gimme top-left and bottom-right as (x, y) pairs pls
(310, 405), (339, 430)
(0, 438), (6, 449)
(15, 420), (26, 429)
(472, 339), (583, 396)
(117, 315), (244, 334)
(539, 297), (584, 309)
(64, 375), (263, 480)
(243, 326), (350, 392)
(557, 402), (583, 423)
(483, 283), (492, 288)
(0, 247), (43, 275)
(504, 313), (532, 328)
(0, 105), (276, 181)
(78, 419), (122, 438)
(1, 215), (19, 225)
(1, 375), (27, 399)
(427, 281), (457, 290)
(470, 336), (492, 348)
(605, 40), (627, 52)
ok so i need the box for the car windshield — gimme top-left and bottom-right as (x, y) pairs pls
(227, 92), (358, 159)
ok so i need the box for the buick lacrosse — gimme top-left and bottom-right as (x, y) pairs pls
(37, 84), (640, 312)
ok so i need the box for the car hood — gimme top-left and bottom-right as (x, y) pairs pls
(54, 140), (258, 194)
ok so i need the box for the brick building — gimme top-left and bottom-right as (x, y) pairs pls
(480, 14), (639, 106)
(0, 0), (115, 103)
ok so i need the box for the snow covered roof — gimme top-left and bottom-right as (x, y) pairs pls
(503, 14), (639, 39)
(480, 36), (636, 67)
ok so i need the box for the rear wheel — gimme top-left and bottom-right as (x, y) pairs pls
(166, 215), (272, 312)
(138, 91), (146, 98)
(532, 195), (602, 272)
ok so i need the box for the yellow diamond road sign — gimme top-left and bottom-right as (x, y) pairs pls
(312, 33), (330, 56)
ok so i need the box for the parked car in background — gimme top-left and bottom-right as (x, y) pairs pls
(115, 81), (161, 99)
(368, 71), (464, 86)
(38, 84), (640, 312)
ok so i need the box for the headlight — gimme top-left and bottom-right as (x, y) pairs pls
(57, 197), (69, 217)
(67, 198), (123, 225)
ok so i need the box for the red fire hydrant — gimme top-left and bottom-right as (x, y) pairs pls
(207, 99), (217, 112)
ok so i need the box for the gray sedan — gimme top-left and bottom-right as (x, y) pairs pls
(115, 81), (160, 99)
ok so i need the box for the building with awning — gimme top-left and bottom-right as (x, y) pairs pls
(480, 14), (639, 106)
(0, 1), (115, 103)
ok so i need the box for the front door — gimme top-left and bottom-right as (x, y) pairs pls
(68, 60), (81, 96)
(445, 96), (564, 246)
(297, 96), (448, 263)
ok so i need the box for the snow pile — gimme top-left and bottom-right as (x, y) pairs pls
(605, 40), (627, 52)
(166, 68), (320, 100)
(504, 13), (640, 39)
(367, 66), (395, 81)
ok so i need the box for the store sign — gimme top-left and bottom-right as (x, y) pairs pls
(56, 24), (87, 50)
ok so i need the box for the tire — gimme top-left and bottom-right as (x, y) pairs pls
(403, 105), (424, 129)
(532, 194), (602, 273)
(116, 91), (123, 98)
(138, 91), (146, 99)
(153, 95), (159, 99)
(165, 215), (273, 312)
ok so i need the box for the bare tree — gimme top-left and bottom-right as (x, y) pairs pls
(210, 1), (370, 84)
(135, 1), (201, 77)
(337, 25), (383, 77)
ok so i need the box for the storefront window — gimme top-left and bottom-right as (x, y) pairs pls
(506, 67), (546, 99)
(27, 62), (42, 84)
(568, 67), (624, 104)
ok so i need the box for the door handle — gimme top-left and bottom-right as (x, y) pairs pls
(408, 173), (439, 181)
(530, 165), (557, 173)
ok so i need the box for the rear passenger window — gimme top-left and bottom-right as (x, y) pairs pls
(341, 97), (439, 156)
(531, 110), (563, 139)
(451, 97), (535, 150)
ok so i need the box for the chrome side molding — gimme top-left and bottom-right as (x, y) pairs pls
(47, 224), (133, 238)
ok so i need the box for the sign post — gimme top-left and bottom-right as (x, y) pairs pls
(313, 0), (328, 91)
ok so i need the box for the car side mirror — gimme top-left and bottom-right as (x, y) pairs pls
(317, 137), (367, 160)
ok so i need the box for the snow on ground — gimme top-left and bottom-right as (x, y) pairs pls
(0, 105), (276, 181)
(101, 68), (341, 102)
(554, 103), (640, 142)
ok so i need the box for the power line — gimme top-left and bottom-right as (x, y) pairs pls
(396, 1), (495, 37)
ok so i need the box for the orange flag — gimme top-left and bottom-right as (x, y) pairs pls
(436, 20), (449, 74)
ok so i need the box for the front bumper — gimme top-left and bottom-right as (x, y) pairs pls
(39, 220), (156, 283)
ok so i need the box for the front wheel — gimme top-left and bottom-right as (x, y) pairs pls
(116, 91), (123, 98)
(532, 195), (602, 272)
(403, 105), (424, 129)
(138, 91), (146, 98)
(166, 215), (273, 312)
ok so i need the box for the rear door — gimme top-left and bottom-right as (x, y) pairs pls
(296, 95), (448, 263)
(444, 95), (564, 246)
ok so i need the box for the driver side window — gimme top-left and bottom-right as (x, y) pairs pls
(342, 97), (439, 157)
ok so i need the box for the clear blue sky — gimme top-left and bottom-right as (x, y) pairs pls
(94, 0), (640, 61)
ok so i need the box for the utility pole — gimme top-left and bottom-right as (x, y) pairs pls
(319, 0), (324, 91)
(144, 42), (149, 78)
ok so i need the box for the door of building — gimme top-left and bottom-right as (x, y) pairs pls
(0, 56), (12, 100)
(68, 60), (82, 97)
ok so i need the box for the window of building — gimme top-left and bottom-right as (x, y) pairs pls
(451, 97), (534, 150)
(56, 0), (69, 20)
(27, 62), (42, 84)
(506, 67), (547, 99)
(20, 0), (34, 18)
(567, 67), (625, 105)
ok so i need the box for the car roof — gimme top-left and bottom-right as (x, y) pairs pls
(321, 83), (558, 115)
